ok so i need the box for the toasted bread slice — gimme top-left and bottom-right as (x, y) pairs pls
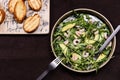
(14, 0), (27, 23)
(28, 0), (42, 11)
(23, 14), (40, 33)
(8, 0), (20, 13)
(0, 9), (5, 24)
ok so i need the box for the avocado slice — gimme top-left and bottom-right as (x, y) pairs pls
(71, 53), (81, 63)
(62, 23), (76, 32)
(59, 43), (68, 55)
(85, 38), (96, 44)
(96, 53), (106, 62)
(85, 34), (100, 44)
(94, 34), (100, 41)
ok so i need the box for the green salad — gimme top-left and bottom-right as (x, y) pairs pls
(52, 12), (112, 71)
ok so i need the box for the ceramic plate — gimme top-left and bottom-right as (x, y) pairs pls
(51, 8), (116, 73)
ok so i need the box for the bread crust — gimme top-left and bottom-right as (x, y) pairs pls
(0, 9), (5, 24)
(14, 0), (27, 23)
(8, 0), (19, 13)
(23, 14), (40, 33)
(28, 0), (42, 11)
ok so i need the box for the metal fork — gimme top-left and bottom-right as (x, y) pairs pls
(36, 57), (61, 80)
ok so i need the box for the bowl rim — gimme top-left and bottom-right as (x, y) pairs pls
(51, 8), (116, 73)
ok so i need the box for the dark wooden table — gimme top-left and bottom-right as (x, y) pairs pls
(0, 0), (120, 80)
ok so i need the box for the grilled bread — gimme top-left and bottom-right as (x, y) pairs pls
(23, 14), (40, 33)
(0, 9), (5, 24)
(14, 0), (27, 23)
(28, 0), (42, 11)
(8, 0), (20, 13)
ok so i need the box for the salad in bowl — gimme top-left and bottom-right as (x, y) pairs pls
(51, 8), (116, 73)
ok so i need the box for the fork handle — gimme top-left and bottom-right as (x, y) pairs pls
(98, 25), (120, 53)
(36, 69), (49, 80)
